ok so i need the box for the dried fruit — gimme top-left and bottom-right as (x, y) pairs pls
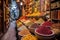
(21, 34), (37, 40)
(18, 29), (30, 36)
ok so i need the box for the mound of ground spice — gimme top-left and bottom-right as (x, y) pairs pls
(36, 26), (52, 35)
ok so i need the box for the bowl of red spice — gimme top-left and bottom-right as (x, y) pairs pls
(35, 26), (55, 40)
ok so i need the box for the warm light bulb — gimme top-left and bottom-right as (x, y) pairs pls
(46, 15), (50, 18)
(20, 2), (23, 5)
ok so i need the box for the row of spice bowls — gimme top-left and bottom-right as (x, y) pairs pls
(28, 21), (55, 40)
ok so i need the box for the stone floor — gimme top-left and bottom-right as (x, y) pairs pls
(1, 21), (17, 40)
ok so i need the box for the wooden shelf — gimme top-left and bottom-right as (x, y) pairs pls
(26, 16), (42, 18)
(51, 19), (60, 23)
(51, 0), (60, 3)
(46, 7), (60, 11)
(51, 7), (60, 11)
(51, 7), (60, 10)
(50, 1), (60, 23)
(52, 19), (59, 23)
(52, 19), (60, 20)
(46, 10), (50, 11)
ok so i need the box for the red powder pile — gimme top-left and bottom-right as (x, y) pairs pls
(36, 26), (52, 35)
(42, 21), (52, 27)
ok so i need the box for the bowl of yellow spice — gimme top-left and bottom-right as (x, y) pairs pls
(21, 34), (38, 40)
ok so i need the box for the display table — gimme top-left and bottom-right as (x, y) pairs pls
(16, 20), (60, 40)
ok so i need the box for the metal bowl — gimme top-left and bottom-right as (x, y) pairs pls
(28, 23), (39, 33)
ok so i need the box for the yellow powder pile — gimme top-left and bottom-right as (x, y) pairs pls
(21, 34), (37, 40)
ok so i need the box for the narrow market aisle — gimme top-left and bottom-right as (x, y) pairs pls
(1, 21), (17, 40)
